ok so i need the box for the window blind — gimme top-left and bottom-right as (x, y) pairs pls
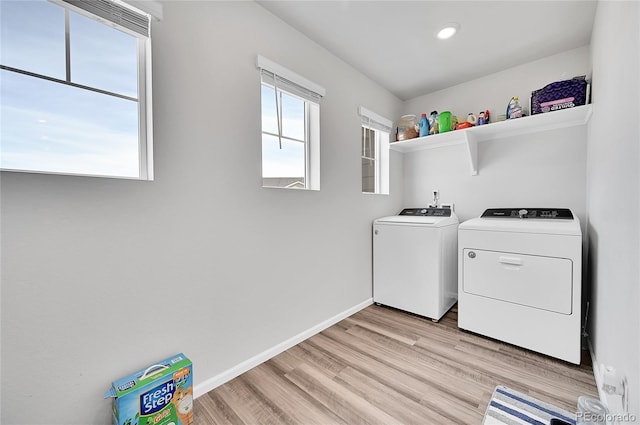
(359, 106), (393, 133)
(258, 55), (325, 151)
(257, 55), (325, 103)
(60, 0), (150, 37)
(260, 70), (322, 104)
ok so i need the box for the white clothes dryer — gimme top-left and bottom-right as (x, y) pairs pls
(373, 208), (458, 321)
(458, 208), (582, 364)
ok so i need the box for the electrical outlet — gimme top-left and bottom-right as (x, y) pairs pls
(603, 366), (623, 395)
(441, 202), (455, 211)
(602, 365), (629, 413)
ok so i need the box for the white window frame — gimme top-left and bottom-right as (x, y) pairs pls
(361, 126), (380, 193)
(0, 0), (157, 180)
(257, 55), (324, 190)
(359, 107), (391, 195)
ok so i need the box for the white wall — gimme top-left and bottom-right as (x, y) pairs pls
(587, 0), (640, 419)
(401, 126), (587, 222)
(0, 2), (403, 423)
(401, 48), (590, 224)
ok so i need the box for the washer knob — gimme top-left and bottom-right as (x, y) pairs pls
(518, 209), (528, 218)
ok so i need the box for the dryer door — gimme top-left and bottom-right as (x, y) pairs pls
(462, 249), (573, 314)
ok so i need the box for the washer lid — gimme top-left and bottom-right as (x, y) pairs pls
(459, 213), (581, 236)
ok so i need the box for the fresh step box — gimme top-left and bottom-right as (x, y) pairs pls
(104, 353), (193, 425)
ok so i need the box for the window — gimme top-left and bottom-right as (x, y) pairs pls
(360, 107), (391, 194)
(0, 0), (154, 179)
(257, 56), (324, 190)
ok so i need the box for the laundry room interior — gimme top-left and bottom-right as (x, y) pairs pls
(0, 1), (638, 424)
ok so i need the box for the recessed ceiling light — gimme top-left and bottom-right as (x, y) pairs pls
(437, 24), (459, 40)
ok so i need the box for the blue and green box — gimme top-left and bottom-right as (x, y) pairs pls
(104, 353), (193, 425)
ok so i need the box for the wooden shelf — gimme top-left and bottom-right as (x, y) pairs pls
(389, 105), (592, 175)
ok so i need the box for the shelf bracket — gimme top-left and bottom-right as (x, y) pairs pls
(464, 131), (478, 176)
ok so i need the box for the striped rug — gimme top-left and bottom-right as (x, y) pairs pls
(483, 385), (577, 425)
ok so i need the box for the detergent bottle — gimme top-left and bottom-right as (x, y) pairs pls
(506, 96), (523, 119)
(419, 113), (430, 137)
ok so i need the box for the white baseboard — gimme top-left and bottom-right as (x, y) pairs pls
(193, 298), (373, 399)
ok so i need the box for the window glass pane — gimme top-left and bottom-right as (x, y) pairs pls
(362, 158), (375, 193)
(1, 70), (139, 177)
(69, 11), (138, 98)
(280, 92), (305, 140)
(261, 85), (278, 134)
(362, 127), (375, 159)
(0, 0), (65, 79)
(262, 134), (305, 188)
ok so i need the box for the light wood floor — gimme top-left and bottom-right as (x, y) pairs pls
(194, 304), (598, 424)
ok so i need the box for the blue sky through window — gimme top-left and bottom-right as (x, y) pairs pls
(70, 10), (138, 97)
(0, 0), (142, 178)
(261, 85), (306, 179)
(1, 0), (65, 79)
(1, 70), (139, 177)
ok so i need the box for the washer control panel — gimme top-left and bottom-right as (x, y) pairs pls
(481, 208), (573, 219)
(399, 208), (451, 217)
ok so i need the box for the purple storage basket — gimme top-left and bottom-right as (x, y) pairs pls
(531, 76), (589, 114)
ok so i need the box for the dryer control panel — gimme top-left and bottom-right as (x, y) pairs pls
(399, 208), (451, 217)
(481, 208), (573, 219)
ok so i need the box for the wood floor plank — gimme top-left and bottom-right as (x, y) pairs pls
(414, 334), (597, 409)
(213, 375), (298, 425)
(244, 363), (348, 425)
(356, 305), (458, 341)
(288, 341), (348, 377)
(263, 349), (303, 375)
(454, 338), (596, 392)
(332, 324), (487, 402)
(342, 315), (419, 346)
(332, 366), (455, 425)
(305, 332), (483, 424)
(285, 362), (401, 425)
(195, 391), (245, 425)
(194, 304), (598, 424)
(337, 325), (485, 424)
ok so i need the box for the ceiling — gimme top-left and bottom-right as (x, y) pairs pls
(257, 1), (598, 100)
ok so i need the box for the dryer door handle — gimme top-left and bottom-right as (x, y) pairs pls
(499, 256), (523, 266)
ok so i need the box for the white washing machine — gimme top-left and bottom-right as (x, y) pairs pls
(373, 208), (459, 321)
(458, 208), (582, 364)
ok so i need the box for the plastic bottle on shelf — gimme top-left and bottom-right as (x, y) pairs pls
(507, 96), (523, 119)
(419, 113), (430, 137)
(438, 111), (452, 133)
(429, 111), (438, 134)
